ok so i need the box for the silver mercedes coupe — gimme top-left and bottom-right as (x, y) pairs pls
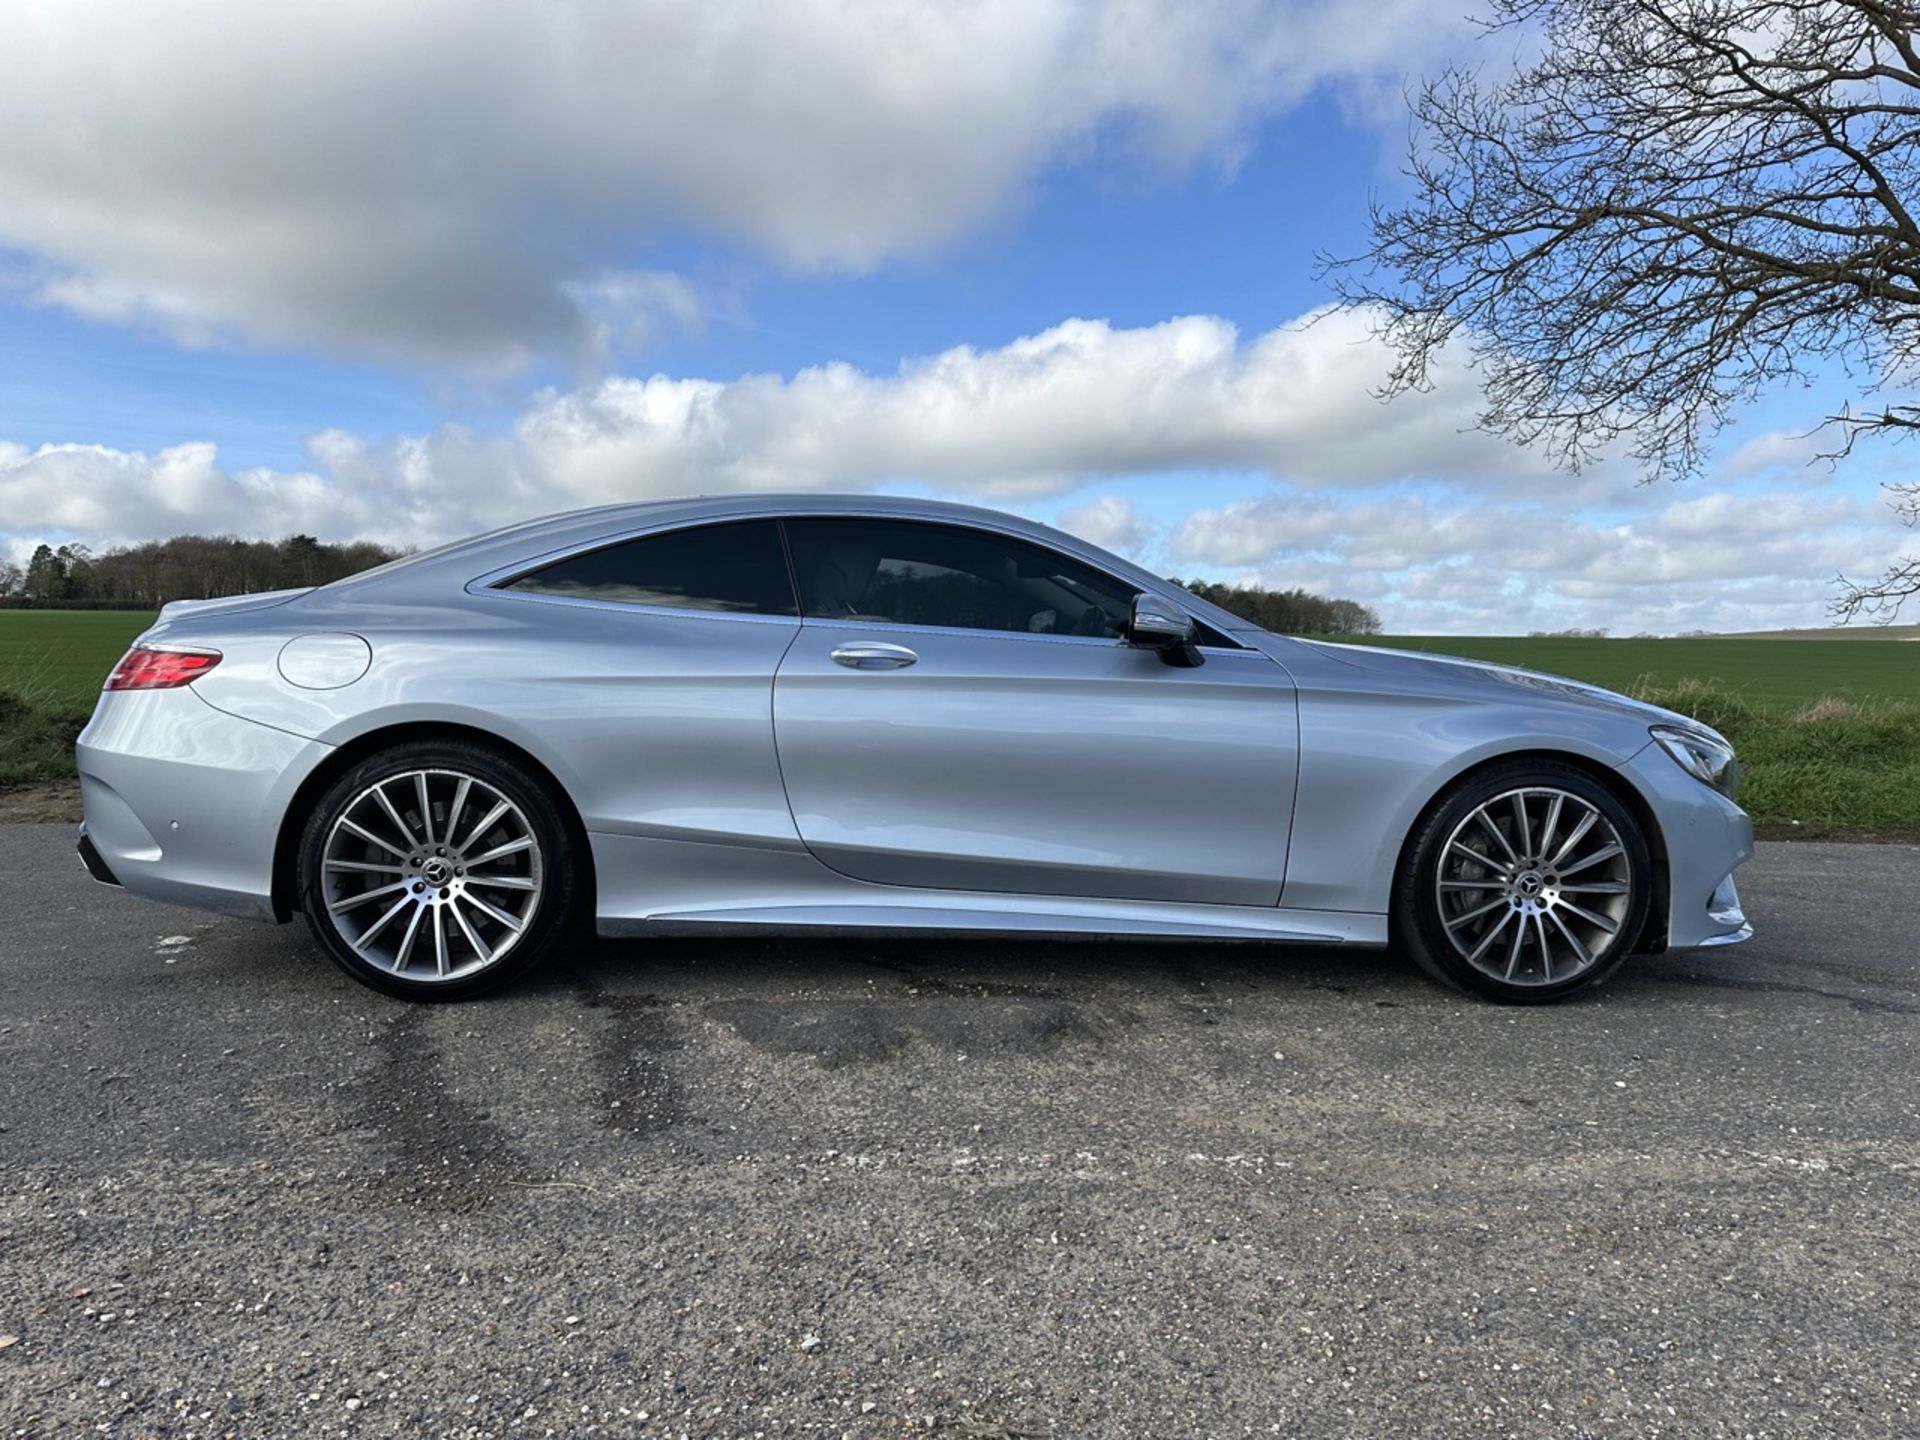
(75, 494), (1753, 1002)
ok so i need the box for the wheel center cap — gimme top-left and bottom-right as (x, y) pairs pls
(422, 858), (453, 887)
(1515, 870), (1545, 898)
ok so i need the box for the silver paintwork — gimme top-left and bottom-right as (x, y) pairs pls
(278, 632), (373, 690)
(75, 492), (1755, 959)
(774, 623), (1295, 904)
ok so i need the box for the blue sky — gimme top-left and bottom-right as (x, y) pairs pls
(0, 1), (1911, 633)
(1, 89), (1372, 465)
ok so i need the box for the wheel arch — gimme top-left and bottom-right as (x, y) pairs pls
(271, 721), (596, 923)
(1390, 747), (1671, 954)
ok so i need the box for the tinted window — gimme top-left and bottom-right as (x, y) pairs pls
(504, 519), (796, 615)
(783, 518), (1138, 637)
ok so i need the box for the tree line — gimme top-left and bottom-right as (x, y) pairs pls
(0, 535), (403, 608)
(1178, 580), (1380, 636)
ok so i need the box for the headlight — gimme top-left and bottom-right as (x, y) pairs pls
(1650, 725), (1740, 799)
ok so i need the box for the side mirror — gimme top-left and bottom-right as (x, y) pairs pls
(1127, 593), (1205, 667)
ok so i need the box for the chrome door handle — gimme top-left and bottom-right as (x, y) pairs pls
(829, 641), (918, 670)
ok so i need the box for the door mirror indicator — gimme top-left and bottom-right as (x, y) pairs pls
(1128, 594), (1205, 667)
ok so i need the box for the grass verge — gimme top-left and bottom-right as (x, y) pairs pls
(1628, 678), (1920, 836)
(0, 681), (91, 789)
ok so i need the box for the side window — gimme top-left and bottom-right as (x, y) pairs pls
(502, 519), (796, 616)
(783, 518), (1139, 638)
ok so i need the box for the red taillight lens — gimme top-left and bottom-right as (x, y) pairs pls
(104, 646), (222, 691)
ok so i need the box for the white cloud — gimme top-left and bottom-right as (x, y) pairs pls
(1719, 427), (1830, 480)
(505, 308), (1563, 500)
(1178, 489), (1911, 634)
(0, 0), (1469, 370)
(3, 308), (1911, 633)
(1173, 496), (1349, 567)
(0, 442), (345, 558)
(560, 271), (706, 367)
(23, 306), (1518, 546)
(1057, 496), (1156, 556)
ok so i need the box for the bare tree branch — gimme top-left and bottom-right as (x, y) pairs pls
(1324, 0), (1920, 619)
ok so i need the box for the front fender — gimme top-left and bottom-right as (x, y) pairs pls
(1279, 685), (1655, 914)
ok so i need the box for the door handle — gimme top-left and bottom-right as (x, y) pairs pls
(829, 641), (918, 670)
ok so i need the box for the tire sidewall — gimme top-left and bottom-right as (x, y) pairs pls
(1396, 761), (1653, 1004)
(296, 740), (581, 1000)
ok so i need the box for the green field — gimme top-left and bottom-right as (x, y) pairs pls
(0, 610), (154, 711)
(2, 611), (1916, 834)
(0, 611), (154, 786)
(1333, 633), (1920, 709)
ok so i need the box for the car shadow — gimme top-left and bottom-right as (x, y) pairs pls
(172, 905), (1897, 1017)
(520, 929), (1428, 1005)
(517, 928), (1914, 1016)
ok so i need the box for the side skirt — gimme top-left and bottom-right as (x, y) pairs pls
(587, 830), (1387, 945)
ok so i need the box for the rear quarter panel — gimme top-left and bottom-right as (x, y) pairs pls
(173, 590), (805, 851)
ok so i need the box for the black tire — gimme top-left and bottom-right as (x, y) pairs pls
(296, 738), (585, 1000)
(1391, 759), (1653, 1004)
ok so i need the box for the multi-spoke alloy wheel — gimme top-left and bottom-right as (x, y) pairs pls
(320, 769), (543, 981)
(297, 741), (579, 999)
(1394, 762), (1652, 1003)
(1435, 787), (1631, 987)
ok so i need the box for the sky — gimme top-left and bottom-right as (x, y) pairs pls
(0, 0), (1913, 635)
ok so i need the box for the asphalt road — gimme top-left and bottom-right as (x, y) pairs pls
(2, 826), (1917, 1439)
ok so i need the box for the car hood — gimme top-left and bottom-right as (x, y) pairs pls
(1291, 638), (1723, 740)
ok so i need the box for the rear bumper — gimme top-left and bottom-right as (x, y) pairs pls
(75, 687), (333, 922)
(77, 828), (120, 886)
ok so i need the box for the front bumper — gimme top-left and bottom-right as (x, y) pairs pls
(1619, 741), (1755, 950)
(75, 687), (333, 922)
(1695, 871), (1753, 946)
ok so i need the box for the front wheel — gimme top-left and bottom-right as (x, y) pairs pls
(1393, 761), (1653, 1004)
(295, 739), (583, 1000)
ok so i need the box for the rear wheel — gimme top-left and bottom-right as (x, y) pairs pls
(1393, 761), (1652, 1003)
(296, 740), (582, 999)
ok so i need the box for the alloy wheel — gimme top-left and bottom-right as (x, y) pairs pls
(318, 768), (544, 982)
(1433, 785), (1634, 987)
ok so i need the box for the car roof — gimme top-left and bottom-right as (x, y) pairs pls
(316, 491), (1262, 635)
(328, 493), (1020, 583)
(324, 493), (1063, 590)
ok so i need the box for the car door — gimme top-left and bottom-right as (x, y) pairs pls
(772, 516), (1299, 906)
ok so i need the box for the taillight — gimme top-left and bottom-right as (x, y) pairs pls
(104, 646), (223, 691)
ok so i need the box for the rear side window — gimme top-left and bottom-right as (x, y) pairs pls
(502, 519), (797, 616)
